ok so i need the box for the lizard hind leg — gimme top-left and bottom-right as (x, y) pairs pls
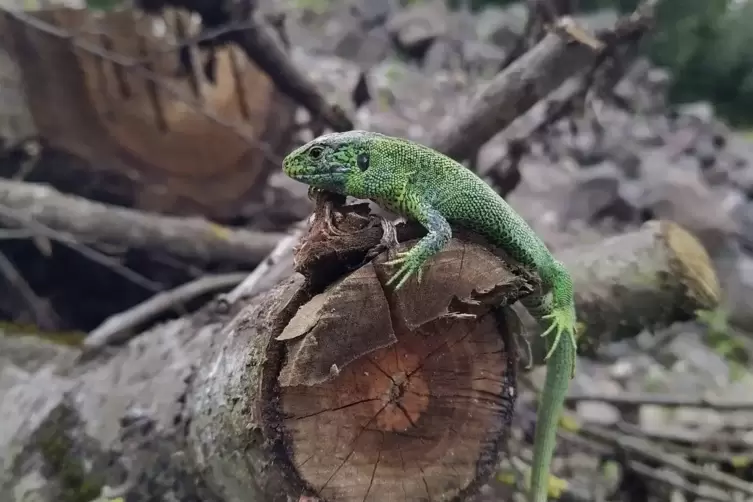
(538, 303), (578, 380)
(536, 261), (579, 360)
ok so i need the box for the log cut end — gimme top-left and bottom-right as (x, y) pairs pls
(272, 194), (536, 501)
(282, 311), (513, 501)
(659, 220), (721, 308)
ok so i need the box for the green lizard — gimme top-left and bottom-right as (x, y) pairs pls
(283, 130), (578, 502)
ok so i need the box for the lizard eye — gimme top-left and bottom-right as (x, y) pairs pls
(356, 153), (369, 171)
(308, 146), (324, 159)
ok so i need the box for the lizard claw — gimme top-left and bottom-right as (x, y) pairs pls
(384, 249), (425, 289)
(383, 251), (409, 267)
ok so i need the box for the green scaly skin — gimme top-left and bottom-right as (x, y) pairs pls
(283, 130), (578, 502)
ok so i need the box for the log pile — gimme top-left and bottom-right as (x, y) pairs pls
(0, 0), (732, 501)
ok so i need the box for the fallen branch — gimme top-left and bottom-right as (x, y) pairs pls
(565, 391), (753, 411)
(429, 1), (656, 161)
(85, 271), (251, 351)
(228, 16), (353, 132)
(0, 203), (161, 292)
(0, 179), (285, 266)
(481, 70), (595, 177)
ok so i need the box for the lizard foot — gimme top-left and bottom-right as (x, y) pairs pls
(540, 305), (578, 362)
(383, 249), (425, 290)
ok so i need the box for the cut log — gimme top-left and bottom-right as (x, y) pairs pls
(555, 219), (721, 355)
(0, 197), (721, 502)
(276, 265), (519, 500)
(191, 197), (533, 501)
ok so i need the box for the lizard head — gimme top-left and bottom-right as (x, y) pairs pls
(283, 130), (390, 199)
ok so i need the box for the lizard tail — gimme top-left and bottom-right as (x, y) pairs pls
(529, 337), (575, 502)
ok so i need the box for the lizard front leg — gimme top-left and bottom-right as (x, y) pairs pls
(384, 203), (452, 290)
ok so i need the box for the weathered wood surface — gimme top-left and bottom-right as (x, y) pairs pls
(0, 6), (296, 218)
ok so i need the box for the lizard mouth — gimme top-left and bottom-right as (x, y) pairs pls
(291, 172), (349, 192)
(293, 173), (341, 182)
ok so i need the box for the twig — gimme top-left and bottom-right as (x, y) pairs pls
(628, 460), (731, 502)
(0, 229), (35, 240)
(623, 423), (753, 451)
(0, 249), (55, 327)
(580, 422), (753, 496)
(556, 419), (744, 501)
(517, 389), (737, 502)
(221, 225), (306, 305)
(616, 421), (753, 465)
(85, 272), (250, 350)
(566, 391), (753, 411)
(0, 179), (285, 266)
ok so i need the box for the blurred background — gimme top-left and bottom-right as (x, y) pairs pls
(2, 0), (753, 501)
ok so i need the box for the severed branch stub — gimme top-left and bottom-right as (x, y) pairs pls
(191, 191), (538, 502)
